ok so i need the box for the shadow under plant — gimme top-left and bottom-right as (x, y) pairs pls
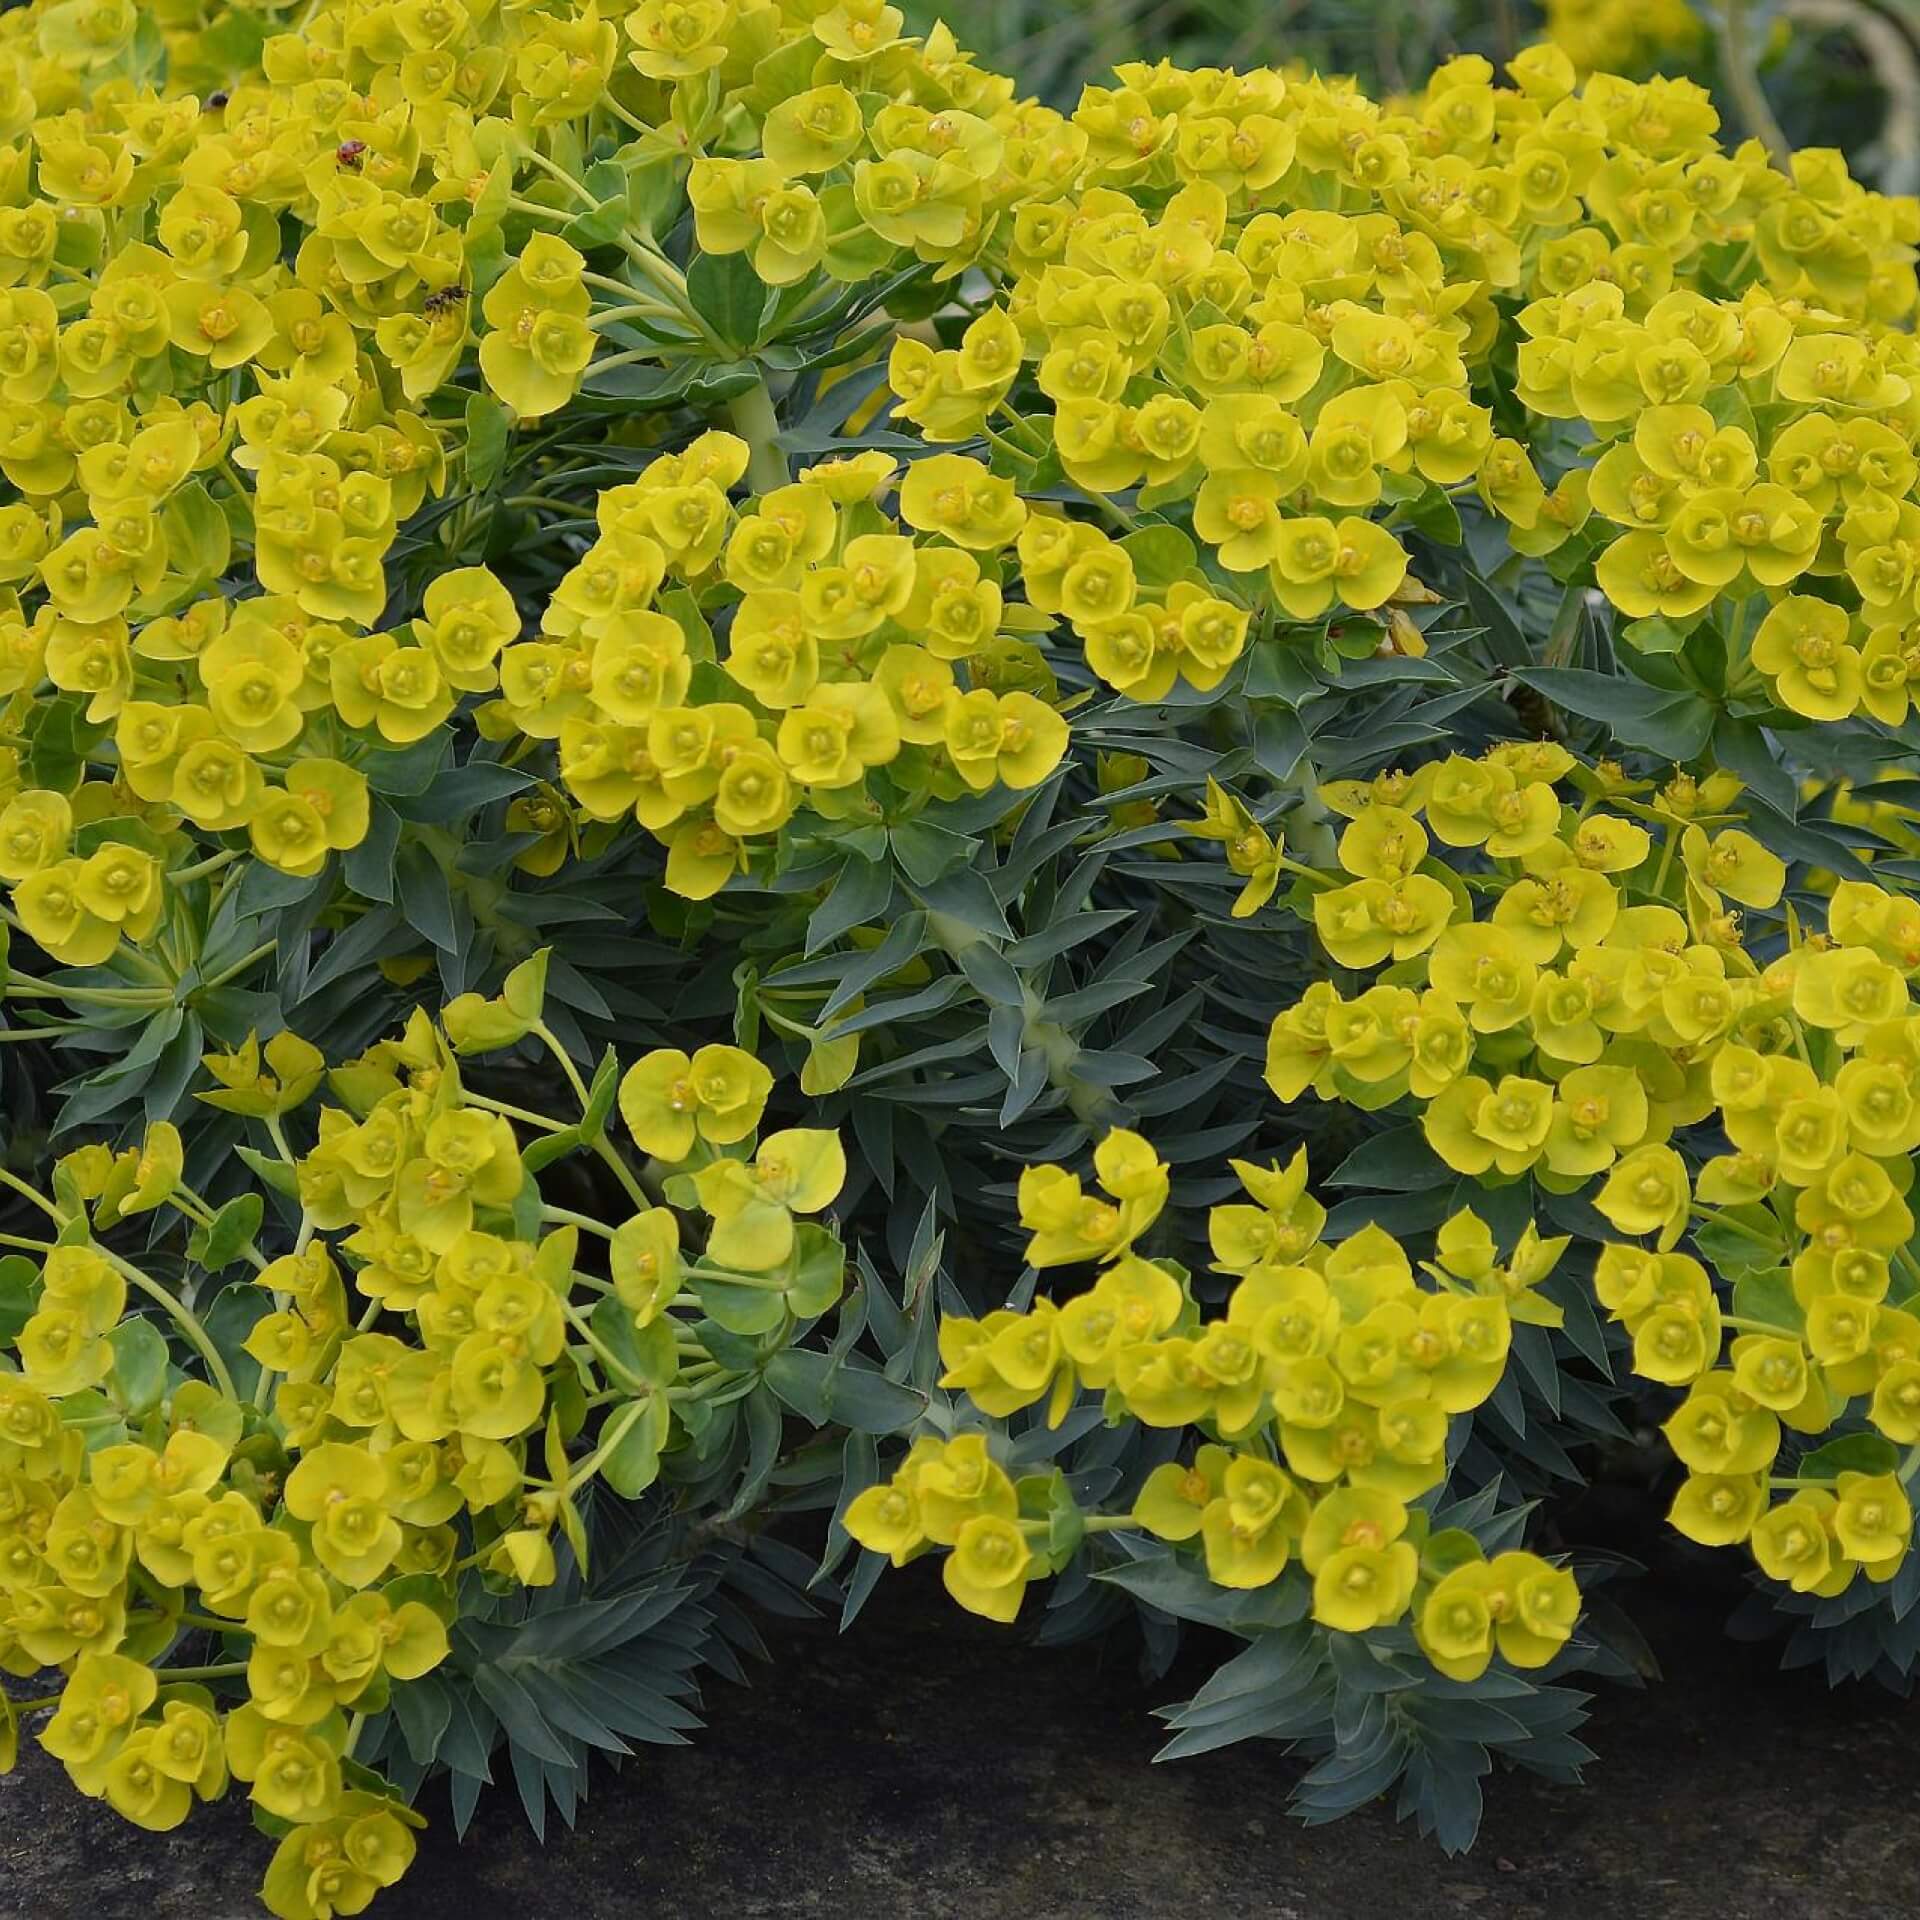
(3, 1533), (1915, 1920)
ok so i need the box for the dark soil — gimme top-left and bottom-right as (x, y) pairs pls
(5, 1525), (1913, 1920)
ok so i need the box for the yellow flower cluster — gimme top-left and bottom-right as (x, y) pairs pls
(0, 0), (1097, 961)
(848, 1130), (1580, 1675)
(1534, 297), (1920, 730)
(7, 0), (1920, 1884)
(521, 435), (1071, 897)
(1595, 1230), (1919, 1597)
(0, 0), (1911, 980)
(1253, 742), (1920, 1598)
(0, 1177), (445, 1911)
(883, 41), (1916, 724)
(0, 977), (850, 1917)
(1261, 747), (1800, 1187)
(843, 1431), (1062, 1622)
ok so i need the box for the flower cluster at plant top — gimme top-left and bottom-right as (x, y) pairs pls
(884, 44), (1920, 731)
(846, 1132), (1581, 1679)
(0, 0), (1916, 982)
(0, 0), (1082, 954)
(0, 962), (856, 1919)
(1243, 742), (1920, 1597)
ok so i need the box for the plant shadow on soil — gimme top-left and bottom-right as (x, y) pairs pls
(4, 1491), (1914, 1920)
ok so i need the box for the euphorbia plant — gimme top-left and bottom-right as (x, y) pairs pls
(6, 0), (1920, 1900)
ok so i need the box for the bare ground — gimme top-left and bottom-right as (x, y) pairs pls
(4, 1533), (1912, 1920)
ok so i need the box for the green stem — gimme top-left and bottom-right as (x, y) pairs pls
(0, 980), (170, 1007)
(531, 1022), (652, 1210)
(462, 1091), (570, 1134)
(600, 93), (652, 136)
(980, 423), (1037, 471)
(199, 941), (276, 996)
(169, 849), (241, 887)
(1280, 756), (1338, 870)
(584, 345), (663, 381)
(693, 1265), (790, 1290)
(994, 404), (1048, 455)
(1649, 825), (1679, 902)
(541, 1204), (614, 1239)
(518, 148), (596, 206)
(0, 1163), (61, 1224)
(591, 301), (678, 328)
(103, 1251), (239, 1402)
(172, 1187), (217, 1229)
(1689, 1206), (1780, 1249)
(672, 1372), (756, 1406)
(726, 374), (789, 496)
(562, 1300), (650, 1394)
(533, 1022), (593, 1109)
(566, 1398), (651, 1493)
(171, 1184), (270, 1272)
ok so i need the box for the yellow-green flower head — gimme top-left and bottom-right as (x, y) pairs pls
(1018, 1129), (1168, 1267)
(618, 1043), (774, 1161)
(1300, 1486), (1419, 1631)
(692, 1127), (846, 1271)
(1750, 596), (1862, 723)
(845, 1478), (926, 1565)
(943, 1512), (1033, 1623)
(1832, 1470), (1913, 1577)
(1749, 1490), (1842, 1594)
(1594, 1142), (1691, 1249)
(1664, 1377), (1780, 1476)
(282, 1443), (402, 1588)
(609, 1208), (682, 1326)
(1669, 1470), (1766, 1547)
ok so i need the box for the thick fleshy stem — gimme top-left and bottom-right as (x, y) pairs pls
(1280, 756), (1338, 870)
(726, 373), (790, 497)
